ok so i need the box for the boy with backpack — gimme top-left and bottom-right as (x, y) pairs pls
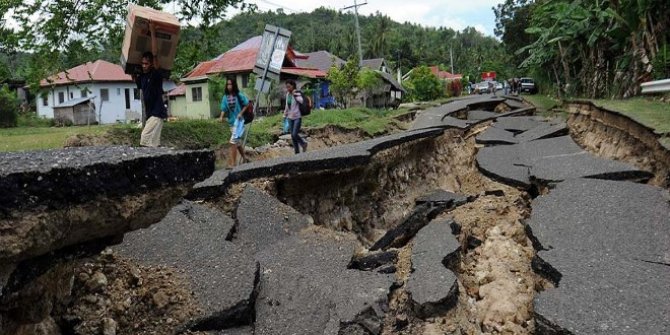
(283, 79), (311, 154)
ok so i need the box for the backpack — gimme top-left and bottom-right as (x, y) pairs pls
(237, 95), (254, 124)
(296, 90), (312, 116)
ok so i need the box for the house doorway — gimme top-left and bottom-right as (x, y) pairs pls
(124, 89), (131, 109)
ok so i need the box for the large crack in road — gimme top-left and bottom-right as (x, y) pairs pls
(3, 96), (668, 335)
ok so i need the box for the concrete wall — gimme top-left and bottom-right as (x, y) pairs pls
(37, 82), (142, 124)
(37, 81), (176, 124)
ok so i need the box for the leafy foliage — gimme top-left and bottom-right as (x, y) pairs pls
(404, 66), (443, 102)
(327, 58), (360, 108)
(497, 0), (670, 98)
(0, 85), (19, 128)
(357, 68), (382, 106)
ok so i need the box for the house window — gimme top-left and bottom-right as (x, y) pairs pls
(42, 95), (48, 106)
(242, 75), (249, 88)
(133, 89), (140, 100)
(58, 92), (64, 104)
(101, 89), (109, 102)
(81, 89), (87, 98)
(70, 92), (73, 99)
(117, 88), (121, 95)
(192, 87), (202, 102)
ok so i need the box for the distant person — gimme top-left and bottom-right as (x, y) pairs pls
(133, 21), (166, 147)
(219, 78), (250, 167)
(284, 79), (307, 154)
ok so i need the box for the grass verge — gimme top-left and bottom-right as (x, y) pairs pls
(590, 97), (670, 135)
(0, 107), (411, 152)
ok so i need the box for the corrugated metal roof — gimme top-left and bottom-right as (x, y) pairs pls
(362, 58), (385, 71)
(295, 51), (345, 72)
(184, 36), (310, 80)
(281, 67), (327, 79)
(168, 83), (186, 96)
(40, 60), (132, 87)
(377, 71), (405, 92)
(54, 96), (96, 108)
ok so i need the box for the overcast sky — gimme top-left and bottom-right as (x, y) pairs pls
(235, 0), (504, 36)
(3, 0), (503, 37)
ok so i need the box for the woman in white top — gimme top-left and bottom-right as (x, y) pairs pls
(283, 79), (307, 154)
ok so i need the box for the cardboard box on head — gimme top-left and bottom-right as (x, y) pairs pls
(120, 4), (180, 77)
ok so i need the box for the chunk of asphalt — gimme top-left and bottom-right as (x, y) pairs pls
(467, 110), (498, 121)
(492, 116), (547, 132)
(514, 122), (568, 142)
(528, 179), (670, 334)
(370, 202), (450, 251)
(187, 168), (231, 201)
(476, 145), (531, 188)
(415, 189), (469, 208)
(475, 126), (519, 145)
(348, 250), (399, 272)
(114, 201), (258, 331)
(410, 96), (505, 130)
(225, 128), (443, 185)
(406, 220), (460, 318)
(0, 146), (214, 263)
(254, 231), (393, 335)
(529, 151), (653, 183)
(504, 99), (527, 109)
(234, 185), (311, 254)
(477, 136), (604, 188)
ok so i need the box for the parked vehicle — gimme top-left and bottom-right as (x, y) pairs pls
(475, 82), (490, 94)
(520, 77), (538, 94)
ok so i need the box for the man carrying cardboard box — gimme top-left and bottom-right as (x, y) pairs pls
(132, 21), (167, 147)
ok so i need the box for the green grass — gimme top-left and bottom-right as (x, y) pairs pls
(302, 108), (408, 136)
(590, 98), (670, 135)
(0, 126), (112, 152)
(0, 107), (409, 152)
(522, 94), (560, 113)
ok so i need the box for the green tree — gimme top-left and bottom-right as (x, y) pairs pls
(0, 85), (19, 128)
(357, 68), (381, 107)
(405, 65), (443, 102)
(327, 57), (360, 108)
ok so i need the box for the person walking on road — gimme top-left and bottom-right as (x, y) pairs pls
(220, 78), (250, 167)
(133, 21), (167, 147)
(284, 79), (308, 154)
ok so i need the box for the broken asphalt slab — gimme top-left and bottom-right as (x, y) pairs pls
(492, 116), (551, 132)
(407, 220), (460, 318)
(114, 201), (258, 331)
(514, 122), (568, 142)
(467, 110), (499, 121)
(476, 126), (519, 145)
(476, 135), (650, 187)
(527, 178), (670, 334)
(233, 185), (311, 254)
(187, 128), (443, 201)
(0, 146), (214, 265)
(529, 151), (653, 183)
(370, 202), (451, 251)
(0, 146), (214, 214)
(415, 189), (469, 207)
(254, 230), (394, 335)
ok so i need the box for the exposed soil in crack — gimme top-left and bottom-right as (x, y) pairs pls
(566, 102), (670, 188)
(55, 252), (202, 335)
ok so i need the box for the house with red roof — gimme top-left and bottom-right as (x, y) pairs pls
(168, 36), (326, 119)
(37, 60), (175, 124)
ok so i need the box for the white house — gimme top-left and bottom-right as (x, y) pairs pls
(37, 60), (175, 124)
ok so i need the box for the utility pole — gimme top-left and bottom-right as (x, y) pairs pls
(342, 0), (367, 66)
(450, 46), (454, 74)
